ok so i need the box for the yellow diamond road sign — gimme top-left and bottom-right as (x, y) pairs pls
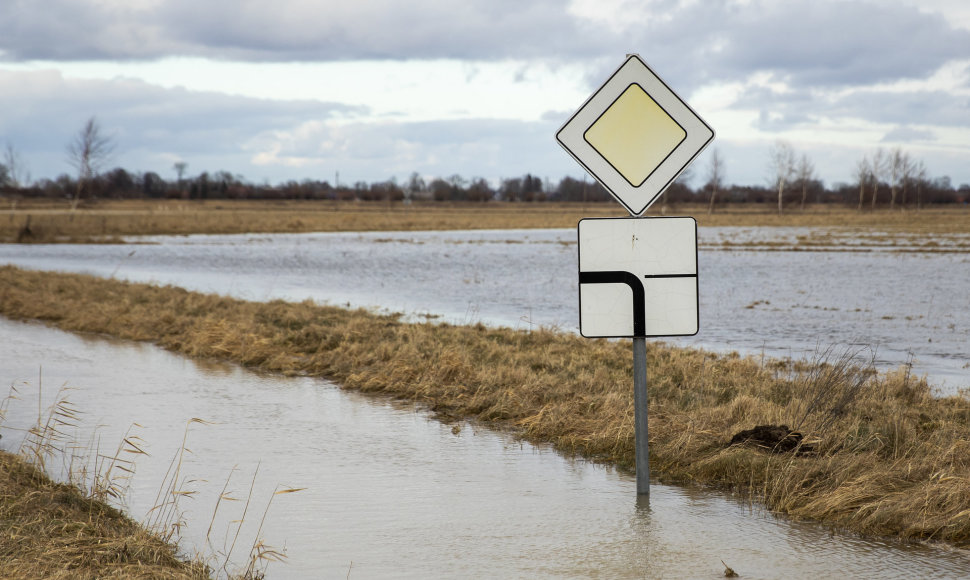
(557, 55), (715, 216)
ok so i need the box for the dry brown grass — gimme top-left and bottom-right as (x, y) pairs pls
(1, 198), (967, 243)
(0, 199), (622, 243)
(2, 266), (970, 546)
(0, 380), (289, 579)
(0, 449), (210, 579)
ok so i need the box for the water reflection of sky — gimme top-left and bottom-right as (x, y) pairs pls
(1, 227), (967, 391)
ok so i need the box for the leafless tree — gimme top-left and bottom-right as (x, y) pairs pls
(869, 148), (886, 210)
(886, 147), (912, 210)
(768, 141), (796, 215)
(795, 153), (815, 211)
(914, 159), (928, 212)
(705, 148), (724, 215)
(899, 152), (917, 208)
(406, 172), (426, 203)
(67, 116), (113, 210)
(173, 161), (188, 193)
(662, 165), (693, 214)
(3, 143), (29, 187)
(855, 155), (871, 212)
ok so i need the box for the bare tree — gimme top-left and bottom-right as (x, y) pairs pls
(67, 116), (114, 210)
(173, 161), (188, 193)
(795, 153), (815, 211)
(3, 143), (29, 187)
(855, 155), (871, 212)
(886, 147), (911, 210)
(662, 165), (693, 214)
(899, 153), (916, 208)
(705, 148), (724, 215)
(406, 171), (425, 204)
(869, 148), (885, 210)
(914, 160), (928, 212)
(768, 141), (796, 215)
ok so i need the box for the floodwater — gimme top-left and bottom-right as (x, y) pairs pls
(3, 317), (970, 579)
(0, 227), (966, 390)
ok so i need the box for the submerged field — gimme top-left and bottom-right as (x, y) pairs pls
(2, 265), (970, 547)
(2, 198), (968, 243)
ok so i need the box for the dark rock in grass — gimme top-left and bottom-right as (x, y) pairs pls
(729, 424), (813, 454)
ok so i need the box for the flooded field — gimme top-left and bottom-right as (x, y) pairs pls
(0, 226), (966, 390)
(2, 226), (969, 575)
(3, 317), (970, 578)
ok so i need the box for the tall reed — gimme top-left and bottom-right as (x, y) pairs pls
(0, 373), (299, 578)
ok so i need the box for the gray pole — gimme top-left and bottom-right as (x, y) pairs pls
(633, 336), (649, 496)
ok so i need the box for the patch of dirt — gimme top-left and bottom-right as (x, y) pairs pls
(729, 424), (814, 454)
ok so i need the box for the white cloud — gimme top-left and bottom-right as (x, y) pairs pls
(4, 58), (594, 125)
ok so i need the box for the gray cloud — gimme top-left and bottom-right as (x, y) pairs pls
(836, 90), (970, 128)
(0, 70), (365, 179)
(702, 1), (970, 86)
(0, 0), (605, 62)
(3, 1), (966, 93)
(605, 1), (970, 95)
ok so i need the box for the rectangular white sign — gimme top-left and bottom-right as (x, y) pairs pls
(578, 217), (698, 338)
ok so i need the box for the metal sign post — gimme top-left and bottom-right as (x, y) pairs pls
(633, 336), (649, 495)
(558, 55), (714, 497)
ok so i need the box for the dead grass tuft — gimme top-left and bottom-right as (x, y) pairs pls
(0, 449), (210, 579)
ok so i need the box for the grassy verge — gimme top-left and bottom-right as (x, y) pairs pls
(2, 198), (968, 242)
(0, 449), (209, 579)
(2, 266), (970, 547)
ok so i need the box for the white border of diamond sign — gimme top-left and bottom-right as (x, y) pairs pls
(557, 54), (715, 217)
(578, 216), (699, 338)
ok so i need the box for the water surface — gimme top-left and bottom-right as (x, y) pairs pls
(0, 227), (966, 390)
(2, 317), (969, 579)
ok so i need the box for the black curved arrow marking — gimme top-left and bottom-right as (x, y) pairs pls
(579, 270), (645, 337)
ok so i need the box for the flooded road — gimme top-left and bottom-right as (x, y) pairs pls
(0, 227), (966, 390)
(3, 317), (969, 579)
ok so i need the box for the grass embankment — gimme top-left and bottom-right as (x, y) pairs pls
(3, 266), (970, 546)
(2, 198), (968, 243)
(0, 450), (208, 579)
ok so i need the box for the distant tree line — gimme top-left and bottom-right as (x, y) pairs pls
(3, 161), (967, 209)
(1, 119), (968, 210)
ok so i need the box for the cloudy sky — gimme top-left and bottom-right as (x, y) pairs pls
(2, 0), (969, 190)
